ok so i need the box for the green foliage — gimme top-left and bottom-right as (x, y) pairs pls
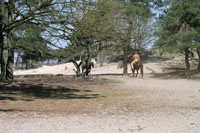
(0, 0), (169, 79)
(155, 0), (200, 53)
(119, 0), (153, 17)
(0, 0), (59, 81)
(64, 0), (121, 60)
(78, 0), (120, 40)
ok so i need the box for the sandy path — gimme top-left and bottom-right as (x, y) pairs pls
(1, 77), (200, 133)
(1, 56), (200, 133)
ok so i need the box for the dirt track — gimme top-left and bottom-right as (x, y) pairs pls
(1, 55), (200, 133)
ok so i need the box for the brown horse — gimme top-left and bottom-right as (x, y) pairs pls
(130, 58), (144, 78)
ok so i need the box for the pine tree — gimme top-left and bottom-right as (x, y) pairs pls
(155, 0), (200, 76)
(0, 0), (60, 82)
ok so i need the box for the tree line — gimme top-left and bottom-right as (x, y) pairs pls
(1, 0), (199, 82)
(1, 0), (161, 81)
(155, 0), (200, 77)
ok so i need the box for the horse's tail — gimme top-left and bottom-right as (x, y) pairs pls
(141, 63), (144, 78)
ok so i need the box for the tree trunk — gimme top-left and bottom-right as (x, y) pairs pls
(85, 55), (91, 76)
(6, 49), (14, 81)
(0, 0), (15, 82)
(25, 60), (28, 69)
(0, 0), (6, 81)
(197, 49), (200, 72)
(72, 60), (82, 76)
(0, 23), (9, 81)
(184, 48), (190, 78)
(123, 43), (128, 75)
(123, 17), (133, 75)
(15, 52), (21, 69)
(0, 49), (8, 81)
(98, 41), (104, 67)
(99, 50), (104, 67)
(82, 40), (92, 76)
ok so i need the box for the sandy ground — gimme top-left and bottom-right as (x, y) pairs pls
(1, 55), (200, 133)
(13, 59), (163, 76)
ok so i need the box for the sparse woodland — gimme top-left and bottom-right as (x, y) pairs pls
(1, 0), (200, 81)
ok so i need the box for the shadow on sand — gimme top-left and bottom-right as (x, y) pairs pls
(0, 109), (27, 112)
(91, 68), (199, 80)
(147, 67), (199, 79)
(0, 83), (101, 101)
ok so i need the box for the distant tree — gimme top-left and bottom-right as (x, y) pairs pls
(118, 0), (154, 75)
(155, 0), (200, 76)
(13, 23), (47, 67)
(132, 17), (155, 50)
(48, 0), (121, 76)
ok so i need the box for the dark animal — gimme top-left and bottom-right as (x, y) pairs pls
(81, 61), (94, 76)
(130, 58), (143, 78)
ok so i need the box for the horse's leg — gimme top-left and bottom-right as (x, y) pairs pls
(131, 67), (133, 76)
(133, 68), (135, 77)
(89, 69), (91, 76)
(136, 69), (138, 77)
(85, 66), (92, 76)
(82, 67), (86, 77)
(141, 66), (143, 78)
(82, 67), (84, 74)
(88, 64), (92, 76)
